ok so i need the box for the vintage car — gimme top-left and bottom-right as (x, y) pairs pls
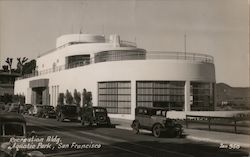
(0, 113), (45, 157)
(39, 105), (56, 118)
(131, 107), (183, 138)
(7, 103), (20, 113)
(28, 104), (43, 116)
(21, 104), (33, 115)
(80, 107), (111, 127)
(0, 102), (5, 112)
(56, 104), (78, 122)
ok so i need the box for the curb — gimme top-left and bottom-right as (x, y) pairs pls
(115, 125), (250, 148)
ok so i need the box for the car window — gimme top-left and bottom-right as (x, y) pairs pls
(156, 110), (162, 116)
(44, 106), (54, 110)
(62, 106), (77, 113)
(138, 108), (144, 114)
(4, 123), (24, 136)
(153, 109), (166, 117)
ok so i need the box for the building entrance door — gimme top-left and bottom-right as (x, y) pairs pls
(30, 79), (49, 105)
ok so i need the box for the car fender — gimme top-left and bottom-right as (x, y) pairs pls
(131, 120), (140, 128)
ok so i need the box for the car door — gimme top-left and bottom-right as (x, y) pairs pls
(138, 108), (152, 129)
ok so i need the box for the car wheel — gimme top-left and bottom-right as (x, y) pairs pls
(175, 130), (182, 138)
(60, 116), (64, 122)
(56, 114), (60, 121)
(106, 121), (111, 128)
(152, 124), (162, 138)
(89, 122), (93, 127)
(132, 121), (140, 134)
(81, 120), (85, 126)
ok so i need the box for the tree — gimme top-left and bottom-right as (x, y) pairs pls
(22, 59), (36, 75)
(82, 88), (92, 107)
(5, 58), (13, 74)
(2, 65), (8, 72)
(1, 94), (12, 104)
(58, 93), (64, 105)
(12, 94), (25, 104)
(65, 90), (73, 104)
(17, 57), (28, 75)
(73, 89), (81, 106)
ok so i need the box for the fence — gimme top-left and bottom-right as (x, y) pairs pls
(185, 115), (250, 134)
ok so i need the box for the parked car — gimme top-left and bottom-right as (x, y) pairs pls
(131, 107), (183, 138)
(28, 104), (43, 116)
(8, 103), (20, 113)
(56, 104), (78, 122)
(40, 105), (56, 118)
(0, 113), (45, 157)
(80, 107), (111, 127)
(21, 103), (33, 114)
(0, 102), (5, 112)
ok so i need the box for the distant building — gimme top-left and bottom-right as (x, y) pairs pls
(14, 34), (216, 120)
(0, 71), (20, 101)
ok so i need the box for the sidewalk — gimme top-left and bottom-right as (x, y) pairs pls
(110, 118), (250, 148)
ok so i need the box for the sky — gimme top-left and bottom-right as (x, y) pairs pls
(0, 0), (249, 87)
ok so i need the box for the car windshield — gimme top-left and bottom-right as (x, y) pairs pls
(152, 110), (167, 117)
(4, 123), (24, 136)
(44, 106), (54, 110)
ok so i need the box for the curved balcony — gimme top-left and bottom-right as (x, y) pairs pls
(147, 51), (213, 63)
(17, 51), (214, 80)
(94, 51), (213, 63)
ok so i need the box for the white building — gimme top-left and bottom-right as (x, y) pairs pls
(15, 34), (215, 120)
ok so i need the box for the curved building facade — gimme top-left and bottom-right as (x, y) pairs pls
(14, 34), (215, 120)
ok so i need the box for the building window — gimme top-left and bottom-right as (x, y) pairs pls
(98, 81), (131, 114)
(94, 50), (146, 63)
(190, 82), (214, 111)
(67, 55), (90, 68)
(136, 81), (185, 111)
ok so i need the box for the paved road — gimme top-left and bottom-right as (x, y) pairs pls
(24, 116), (249, 157)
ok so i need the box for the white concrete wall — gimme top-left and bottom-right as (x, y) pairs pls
(167, 110), (250, 119)
(15, 59), (215, 120)
(56, 34), (105, 48)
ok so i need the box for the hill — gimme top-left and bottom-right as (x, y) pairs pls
(215, 83), (250, 110)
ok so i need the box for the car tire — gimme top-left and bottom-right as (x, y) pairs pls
(132, 121), (140, 134)
(60, 116), (64, 122)
(152, 124), (162, 138)
(89, 122), (93, 127)
(81, 120), (85, 126)
(106, 121), (111, 128)
(175, 130), (182, 138)
(56, 114), (60, 121)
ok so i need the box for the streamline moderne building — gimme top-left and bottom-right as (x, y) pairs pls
(15, 34), (215, 120)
